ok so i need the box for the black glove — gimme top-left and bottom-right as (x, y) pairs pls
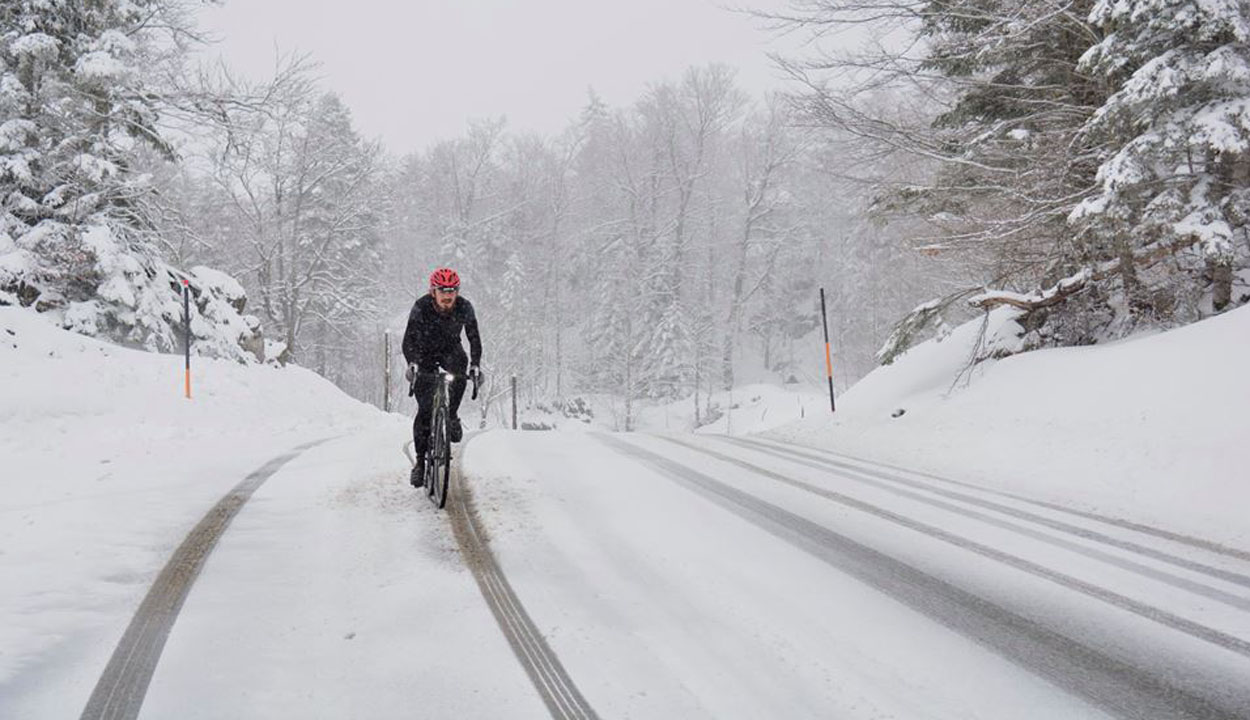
(404, 363), (415, 384)
(468, 365), (482, 385)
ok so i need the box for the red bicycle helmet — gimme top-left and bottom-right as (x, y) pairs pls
(429, 267), (460, 290)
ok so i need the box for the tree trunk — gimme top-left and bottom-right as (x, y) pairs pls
(1211, 259), (1233, 311)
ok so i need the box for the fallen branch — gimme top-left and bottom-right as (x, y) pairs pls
(969, 269), (1091, 310)
(968, 235), (1203, 311)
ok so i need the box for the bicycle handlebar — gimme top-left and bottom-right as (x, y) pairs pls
(407, 368), (481, 401)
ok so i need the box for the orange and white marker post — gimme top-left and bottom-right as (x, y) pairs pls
(820, 288), (836, 413)
(182, 278), (192, 399)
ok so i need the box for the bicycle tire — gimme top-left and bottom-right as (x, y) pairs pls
(426, 409), (440, 501)
(437, 414), (452, 509)
(431, 406), (450, 508)
(423, 423), (436, 499)
(424, 445), (436, 500)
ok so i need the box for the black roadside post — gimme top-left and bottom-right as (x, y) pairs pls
(182, 278), (192, 400)
(511, 374), (518, 430)
(820, 288), (835, 413)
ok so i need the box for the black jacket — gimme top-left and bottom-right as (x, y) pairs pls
(402, 294), (482, 368)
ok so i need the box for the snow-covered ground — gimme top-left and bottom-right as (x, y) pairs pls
(769, 305), (1250, 552)
(3, 304), (1248, 718)
(505, 383), (828, 436)
(464, 431), (1108, 719)
(462, 429), (1250, 718)
(0, 308), (449, 716)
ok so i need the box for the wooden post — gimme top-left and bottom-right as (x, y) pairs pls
(511, 374), (518, 430)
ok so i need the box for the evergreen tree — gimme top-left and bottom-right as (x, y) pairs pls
(774, 0), (1249, 359)
(1072, 0), (1250, 322)
(917, 0), (1103, 280)
(1, 2), (174, 308)
(0, 0), (259, 360)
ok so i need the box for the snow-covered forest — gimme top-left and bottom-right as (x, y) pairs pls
(3, 0), (1248, 420)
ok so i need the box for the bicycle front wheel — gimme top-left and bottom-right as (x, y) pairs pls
(431, 407), (451, 508)
(425, 411), (440, 501)
(424, 446), (436, 500)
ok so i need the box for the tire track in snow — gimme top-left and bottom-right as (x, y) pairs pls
(449, 437), (600, 720)
(79, 438), (330, 720)
(661, 435), (1250, 653)
(678, 436), (1250, 611)
(597, 433), (1250, 720)
(736, 436), (1250, 565)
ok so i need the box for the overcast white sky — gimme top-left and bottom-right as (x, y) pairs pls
(196, 0), (799, 155)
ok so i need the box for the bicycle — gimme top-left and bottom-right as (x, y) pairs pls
(410, 367), (479, 509)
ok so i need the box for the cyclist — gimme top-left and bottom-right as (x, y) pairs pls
(402, 267), (482, 488)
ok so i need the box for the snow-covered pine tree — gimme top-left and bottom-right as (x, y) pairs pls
(491, 248), (533, 401)
(0, 0), (261, 360)
(919, 0), (1102, 276)
(583, 236), (642, 429)
(290, 93), (386, 374)
(640, 287), (695, 399)
(1072, 0), (1250, 323)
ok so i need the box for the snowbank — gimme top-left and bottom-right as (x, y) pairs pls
(768, 305), (1250, 550)
(0, 307), (399, 695)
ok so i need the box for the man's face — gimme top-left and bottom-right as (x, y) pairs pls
(432, 286), (458, 312)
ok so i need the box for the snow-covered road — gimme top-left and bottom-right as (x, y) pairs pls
(465, 430), (1250, 720)
(7, 424), (1250, 719)
(7, 304), (1249, 719)
(133, 429), (549, 720)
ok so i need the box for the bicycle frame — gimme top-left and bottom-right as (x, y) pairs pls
(426, 372), (453, 508)
(409, 367), (480, 510)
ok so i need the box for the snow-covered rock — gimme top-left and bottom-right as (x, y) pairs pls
(0, 223), (264, 363)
